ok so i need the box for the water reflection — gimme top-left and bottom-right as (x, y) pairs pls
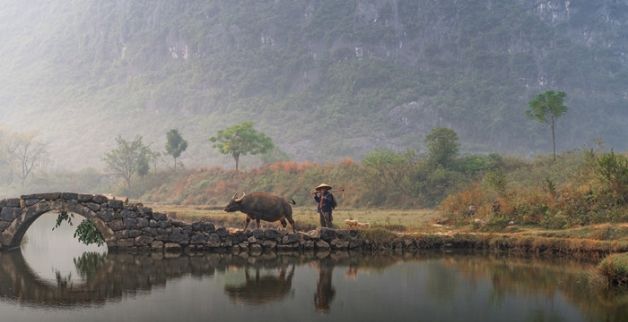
(0, 250), (626, 321)
(3, 214), (628, 321)
(224, 264), (295, 305)
(314, 258), (335, 312)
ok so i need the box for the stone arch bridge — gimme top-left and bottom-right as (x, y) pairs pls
(0, 192), (217, 251)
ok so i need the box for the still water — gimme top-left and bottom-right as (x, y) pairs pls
(0, 213), (625, 322)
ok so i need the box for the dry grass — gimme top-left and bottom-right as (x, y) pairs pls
(145, 204), (441, 232)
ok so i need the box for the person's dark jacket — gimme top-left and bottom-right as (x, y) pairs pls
(314, 191), (336, 213)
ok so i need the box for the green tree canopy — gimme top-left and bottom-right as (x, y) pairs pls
(165, 129), (188, 171)
(527, 90), (568, 160)
(425, 127), (459, 168)
(209, 122), (274, 171)
(103, 135), (152, 191)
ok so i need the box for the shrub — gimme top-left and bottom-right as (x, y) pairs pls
(598, 253), (628, 287)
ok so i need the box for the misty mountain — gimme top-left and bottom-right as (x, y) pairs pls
(1, 0), (627, 170)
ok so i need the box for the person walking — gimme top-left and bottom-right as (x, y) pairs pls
(313, 183), (337, 228)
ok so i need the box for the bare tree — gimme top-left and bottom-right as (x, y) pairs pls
(7, 134), (48, 187)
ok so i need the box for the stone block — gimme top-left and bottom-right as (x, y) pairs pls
(127, 230), (142, 238)
(123, 217), (138, 229)
(0, 199), (21, 208)
(84, 202), (101, 212)
(249, 229), (264, 239)
(117, 238), (135, 248)
(109, 219), (125, 231)
(349, 240), (363, 249)
(249, 244), (263, 253)
(77, 194), (93, 202)
(108, 200), (124, 209)
(277, 244), (298, 251)
(152, 212), (167, 221)
(61, 193), (79, 200)
(164, 243), (182, 252)
(262, 240), (277, 250)
(168, 228), (189, 245)
(151, 241), (164, 250)
(120, 209), (137, 218)
(23, 199), (41, 207)
(264, 229), (280, 240)
(0, 208), (20, 221)
(137, 218), (149, 228)
(191, 232), (209, 244)
(21, 193), (59, 201)
(316, 240), (330, 250)
(0, 221), (11, 231)
(282, 233), (300, 244)
(142, 227), (157, 236)
(98, 209), (114, 222)
(216, 227), (228, 238)
(318, 228), (337, 242)
(331, 239), (349, 250)
(303, 240), (315, 250)
(93, 195), (108, 204)
(114, 231), (128, 239)
(135, 235), (154, 246)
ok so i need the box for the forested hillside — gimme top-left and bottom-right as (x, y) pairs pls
(1, 0), (627, 170)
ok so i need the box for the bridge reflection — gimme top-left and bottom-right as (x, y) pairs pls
(0, 251), (402, 309)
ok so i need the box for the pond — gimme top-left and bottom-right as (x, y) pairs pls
(0, 213), (625, 322)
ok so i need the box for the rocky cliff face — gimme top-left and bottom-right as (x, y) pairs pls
(0, 0), (626, 169)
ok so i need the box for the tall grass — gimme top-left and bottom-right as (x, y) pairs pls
(441, 150), (628, 229)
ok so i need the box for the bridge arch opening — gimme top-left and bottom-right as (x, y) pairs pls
(21, 211), (107, 287)
(1, 198), (115, 250)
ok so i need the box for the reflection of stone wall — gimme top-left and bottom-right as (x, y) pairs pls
(0, 251), (398, 307)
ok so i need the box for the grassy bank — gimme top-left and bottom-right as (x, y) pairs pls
(599, 253), (628, 287)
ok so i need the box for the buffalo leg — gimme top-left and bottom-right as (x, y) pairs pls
(256, 218), (261, 229)
(280, 218), (287, 229)
(244, 217), (251, 231)
(287, 217), (296, 233)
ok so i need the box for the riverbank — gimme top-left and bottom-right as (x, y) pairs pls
(143, 204), (628, 260)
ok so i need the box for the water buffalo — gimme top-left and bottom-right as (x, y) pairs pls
(224, 192), (296, 232)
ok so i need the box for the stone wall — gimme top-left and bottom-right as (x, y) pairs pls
(0, 192), (377, 252)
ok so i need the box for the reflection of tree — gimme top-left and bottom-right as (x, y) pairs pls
(73, 252), (107, 280)
(224, 265), (295, 305)
(314, 258), (336, 312)
(54, 271), (72, 289)
(444, 254), (628, 322)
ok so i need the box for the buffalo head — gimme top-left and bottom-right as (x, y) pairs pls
(224, 192), (246, 212)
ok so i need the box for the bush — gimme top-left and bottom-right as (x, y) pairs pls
(595, 151), (628, 204)
(598, 253), (628, 287)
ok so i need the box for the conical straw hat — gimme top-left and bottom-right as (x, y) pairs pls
(315, 183), (332, 190)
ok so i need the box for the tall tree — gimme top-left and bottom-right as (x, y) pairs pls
(425, 127), (459, 168)
(209, 122), (273, 171)
(103, 136), (152, 191)
(527, 90), (568, 160)
(165, 129), (188, 172)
